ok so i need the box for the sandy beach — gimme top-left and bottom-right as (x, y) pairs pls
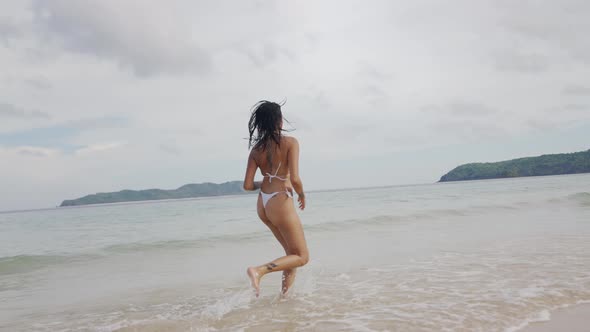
(520, 304), (590, 332)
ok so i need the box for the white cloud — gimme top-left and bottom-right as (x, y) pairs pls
(2, 145), (60, 157)
(74, 141), (126, 156)
(562, 85), (590, 96)
(30, 0), (212, 77)
(0, 102), (51, 119)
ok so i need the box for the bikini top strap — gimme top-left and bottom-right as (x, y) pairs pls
(265, 162), (288, 183)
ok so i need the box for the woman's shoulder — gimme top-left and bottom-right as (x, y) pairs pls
(282, 135), (299, 146)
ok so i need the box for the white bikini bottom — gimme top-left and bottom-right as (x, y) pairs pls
(260, 189), (293, 208)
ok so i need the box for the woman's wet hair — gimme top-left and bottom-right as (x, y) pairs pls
(248, 100), (286, 151)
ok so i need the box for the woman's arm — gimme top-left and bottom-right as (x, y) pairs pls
(288, 137), (305, 210)
(243, 151), (260, 191)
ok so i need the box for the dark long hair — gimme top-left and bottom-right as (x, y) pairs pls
(248, 100), (285, 151)
(248, 100), (289, 168)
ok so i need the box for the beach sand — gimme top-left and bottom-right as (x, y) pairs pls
(520, 304), (590, 332)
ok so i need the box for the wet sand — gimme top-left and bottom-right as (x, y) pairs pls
(520, 304), (590, 332)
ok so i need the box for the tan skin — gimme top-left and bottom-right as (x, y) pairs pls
(243, 134), (309, 297)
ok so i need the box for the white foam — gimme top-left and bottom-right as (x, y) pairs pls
(505, 309), (551, 332)
(335, 273), (351, 280)
(199, 289), (253, 320)
(518, 286), (546, 298)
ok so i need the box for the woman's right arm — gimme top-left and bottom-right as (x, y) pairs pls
(288, 137), (305, 210)
(243, 151), (259, 191)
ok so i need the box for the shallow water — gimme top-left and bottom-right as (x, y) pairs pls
(1, 174), (589, 331)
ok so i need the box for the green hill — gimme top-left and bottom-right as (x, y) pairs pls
(60, 181), (246, 206)
(439, 149), (590, 182)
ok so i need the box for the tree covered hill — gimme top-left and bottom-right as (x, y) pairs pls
(439, 149), (590, 182)
(60, 181), (246, 206)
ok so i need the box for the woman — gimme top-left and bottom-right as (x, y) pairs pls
(243, 100), (309, 297)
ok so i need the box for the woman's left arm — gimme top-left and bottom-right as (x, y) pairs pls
(243, 152), (260, 191)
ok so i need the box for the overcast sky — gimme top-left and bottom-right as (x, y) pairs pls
(1, 0), (589, 210)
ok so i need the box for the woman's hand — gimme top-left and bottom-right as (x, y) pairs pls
(297, 193), (306, 210)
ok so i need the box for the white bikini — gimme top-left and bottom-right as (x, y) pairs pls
(260, 162), (293, 208)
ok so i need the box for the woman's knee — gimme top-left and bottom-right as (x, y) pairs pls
(299, 251), (310, 266)
(288, 248), (309, 266)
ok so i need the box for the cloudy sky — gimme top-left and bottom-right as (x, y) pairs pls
(1, 0), (589, 211)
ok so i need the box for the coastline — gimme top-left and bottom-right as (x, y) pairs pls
(517, 303), (590, 332)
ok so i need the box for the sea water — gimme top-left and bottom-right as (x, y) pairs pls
(1, 174), (589, 331)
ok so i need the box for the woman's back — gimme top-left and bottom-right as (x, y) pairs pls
(251, 137), (293, 192)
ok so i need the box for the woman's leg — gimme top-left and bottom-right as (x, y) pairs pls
(247, 193), (309, 296)
(257, 194), (289, 250)
(256, 195), (296, 293)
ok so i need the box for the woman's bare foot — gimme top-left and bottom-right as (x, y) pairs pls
(247, 267), (261, 297)
(281, 268), (297, 295)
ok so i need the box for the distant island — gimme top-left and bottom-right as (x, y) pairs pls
(439, 149), (590, 182)
(60, 181), (246, 207)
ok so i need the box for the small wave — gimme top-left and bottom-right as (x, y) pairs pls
(505, 309), (551, 332)
(0, 232), (272, 276)
(199, 288), (254, 321)
(0, 253), (97, 276)
(101, 231), (269, 255)
(505, 300), (590, 332)
(305, 205), (520, 233)
(102, 239), (205, 254)
(567, 192), (590, 206)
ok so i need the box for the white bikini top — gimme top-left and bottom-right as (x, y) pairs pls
(264, 162), (289, 183)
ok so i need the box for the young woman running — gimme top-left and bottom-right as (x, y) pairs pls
(243, 100), (309, 297)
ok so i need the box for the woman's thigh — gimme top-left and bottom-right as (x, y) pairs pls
(265, 194), (308, 257)
(257, 194), (289, 253)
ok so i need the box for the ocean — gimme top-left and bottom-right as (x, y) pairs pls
(1, 174), (589, 331)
